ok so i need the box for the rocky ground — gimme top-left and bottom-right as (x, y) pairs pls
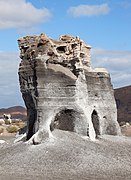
(0, 129), (131, 180)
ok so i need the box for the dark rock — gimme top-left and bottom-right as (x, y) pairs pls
(18, 126), (27, 135)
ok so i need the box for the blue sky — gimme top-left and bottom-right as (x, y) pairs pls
(0, 0), (131, 108)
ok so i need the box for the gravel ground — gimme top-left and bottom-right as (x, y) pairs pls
(0, 130), (131, 180)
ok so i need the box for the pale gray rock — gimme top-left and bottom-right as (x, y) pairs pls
(18, 33), (121, 144)
(0, 140), (5, 144)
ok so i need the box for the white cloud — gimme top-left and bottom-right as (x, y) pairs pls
(91, 48), (131, 88)
(0, 0), (51, 30)
(0, 52), (24, 107)
(67, 3), (110, 17)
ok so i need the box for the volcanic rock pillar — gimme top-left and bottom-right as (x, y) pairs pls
(18, 33), (121, 144)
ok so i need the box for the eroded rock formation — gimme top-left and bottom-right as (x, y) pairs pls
(18, 33), (121, 144)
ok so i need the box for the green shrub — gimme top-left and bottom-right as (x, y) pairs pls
(6, 125), (19, 133)
(12, 121), (26, 129)
(0, 128), (4, 134)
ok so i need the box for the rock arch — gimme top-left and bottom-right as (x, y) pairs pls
(50, 108), (87, 136)
(50, 109), (75, 132)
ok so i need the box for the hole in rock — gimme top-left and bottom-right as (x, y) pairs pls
(56, 46), (66, 53)
(50, 109), (76, 132)
(91, 110), (100, 137)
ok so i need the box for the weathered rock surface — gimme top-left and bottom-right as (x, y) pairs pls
(18, 33), (121, 144)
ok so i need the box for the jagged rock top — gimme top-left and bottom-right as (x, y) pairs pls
(18, 33), (91, 68)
